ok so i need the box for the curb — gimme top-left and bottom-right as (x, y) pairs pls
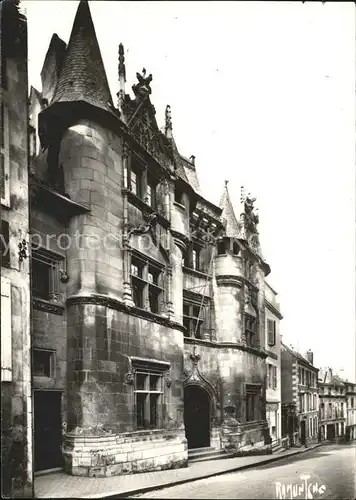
(93, 444), (322, 499)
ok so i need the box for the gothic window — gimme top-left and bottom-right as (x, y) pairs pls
(130, 253), (164, 314)
(184, 242), (205, 272)
(1, 219), (10, 268)
(0, 100), (10, 207)
(174, 185), (184, 205)
(244, 314), (257, 346)
(32, 247), (63, 301)
(245, 384), (261, 422)
(183, 302), (204, 339)
(217, 240), (226, 255)
(135, 371), (163, 430)
(267, 318), (276, 346)
(33, 348), (55, 378)
(232, 241), (240, 255)
(145, 175), (157, 208)
(129, 156), (144, 198)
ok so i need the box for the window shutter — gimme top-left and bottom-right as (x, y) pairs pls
(1, 102), (10, 207)
(1, 277), (12, 381)
(267, 319), (275, 346)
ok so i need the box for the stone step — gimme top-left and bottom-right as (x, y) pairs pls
(188, 446), (214, 456)
(188, 448), (236, 463)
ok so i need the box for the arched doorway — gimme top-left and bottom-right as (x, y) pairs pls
(184, 385), (210, 449)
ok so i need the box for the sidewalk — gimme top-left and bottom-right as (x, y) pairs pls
(35, 444), (321, 499)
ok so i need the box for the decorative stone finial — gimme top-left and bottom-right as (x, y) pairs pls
(117, 43), (126, 116)
(165, 105), (172, 138)
(132, 67), (153, 98)
(118, 43), (126, 82)
(225, 180), (229, 187)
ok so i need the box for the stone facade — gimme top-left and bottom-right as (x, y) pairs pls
(0, 0), (33, 497)
(345, 381), (356, 442)
(264, 282), (282, 448)
(27, 0), (278, 477)
(318, 368), (347, 443)
(281, 345), (319, 447)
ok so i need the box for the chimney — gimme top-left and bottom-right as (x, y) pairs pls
(305, 349), (314, 365)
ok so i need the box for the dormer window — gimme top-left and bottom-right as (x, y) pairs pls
(233, 241), (240, 255)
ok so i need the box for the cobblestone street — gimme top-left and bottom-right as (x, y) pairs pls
(131, 444), (356, 499)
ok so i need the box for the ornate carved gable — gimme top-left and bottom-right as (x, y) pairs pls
(127, 70), (166, 162)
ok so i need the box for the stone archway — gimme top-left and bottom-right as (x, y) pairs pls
(184, 384), (211, 449)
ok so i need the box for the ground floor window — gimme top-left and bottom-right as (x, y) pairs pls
(132, 357), (170, 431)
(135, 371), (163, 429)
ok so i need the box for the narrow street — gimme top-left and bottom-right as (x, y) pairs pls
(131, 444), (356, 499)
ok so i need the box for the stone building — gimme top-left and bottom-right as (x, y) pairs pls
(345, 381), (356, 442)
(28, 0), (277, 477)
(281, 345), (319, 446)
(0, 0), (33, 497)
(264, 282), (282, 448)
(318, 368), (346, 442)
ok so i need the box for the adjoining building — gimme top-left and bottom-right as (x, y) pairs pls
(318, 368), (347, 443)
(264, 282), (282, 449)
(1, 0), (33, 497)
(27, 0), (281, 477)
(345, 381), (356, 442)
(281, 345), (319, 447)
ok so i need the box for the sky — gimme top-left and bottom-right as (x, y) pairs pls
(23, 1), (356, 380)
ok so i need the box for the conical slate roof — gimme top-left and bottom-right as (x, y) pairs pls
(219, 181), (241, 238)
(51, 0), (114, 114)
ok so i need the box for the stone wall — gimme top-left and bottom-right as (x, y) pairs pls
(63, 429), (187, 477)
(1, 2), (32, 496)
